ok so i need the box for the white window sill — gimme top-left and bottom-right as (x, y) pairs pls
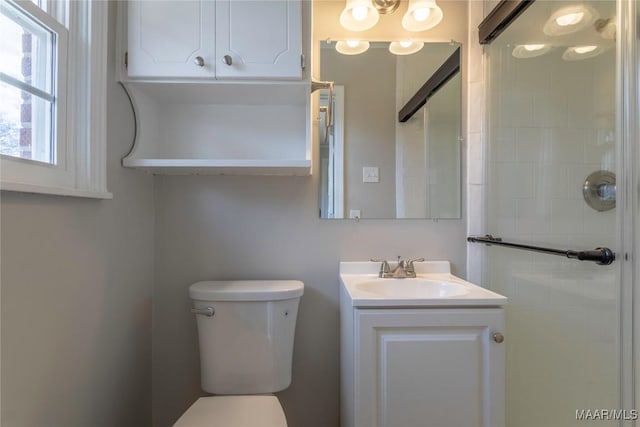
(1, 182), (113, 200)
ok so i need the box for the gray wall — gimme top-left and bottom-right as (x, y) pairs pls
(321, 47), (397, 218)
(152, 175), (467, 427)
(0, 3), (155, 426)
(1, 2), (468, 427)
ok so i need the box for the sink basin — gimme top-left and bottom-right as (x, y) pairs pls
(355, 279), (469, 298)
(340, 261), (508, 307)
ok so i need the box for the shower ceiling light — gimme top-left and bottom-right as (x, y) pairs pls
(544, 5), (598, 36)
(389, 40), (425, 55)
(512, 44), (552, 59)
(335, 40), (370, 55)
(402, 0), (443, 32)
(340, 0), (380, 31)
(556, 11), (584, 27)
(562, 45), (605, 61)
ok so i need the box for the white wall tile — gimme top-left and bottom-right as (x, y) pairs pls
(468, 132), (484, 185)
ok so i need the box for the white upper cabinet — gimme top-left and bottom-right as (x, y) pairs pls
(215, 0), (302, 79)
(127, 1), (216, 78)
(126, 0), (302, 81)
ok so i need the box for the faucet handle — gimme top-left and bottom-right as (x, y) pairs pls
(370, 258), (390, 276)
(406, 258), (425, 275)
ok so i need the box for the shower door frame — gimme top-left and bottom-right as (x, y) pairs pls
(467, 0), (639, 421)
(619, 0), (638, 418)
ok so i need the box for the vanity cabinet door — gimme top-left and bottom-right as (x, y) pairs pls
(215, 0), (302, 80)
(354, 308), (505, 427)
(127, 0), (216, 78)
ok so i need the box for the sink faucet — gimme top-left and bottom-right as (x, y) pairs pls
(371, 257), (425, 278)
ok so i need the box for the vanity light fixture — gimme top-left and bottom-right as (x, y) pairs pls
(401, 0), (443, 32)
(512, 43), (552, 59)
(335, 40), (370, 55)
(340, 0), (380, 31)
(544, 5), (598, 36)
(562, 45), (605, 61)
(389, 40), (424, 55)
(339, 0), (442, 33)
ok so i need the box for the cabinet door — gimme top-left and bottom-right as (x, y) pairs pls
(215, 0), (302, 79)
(355, 308), (505, 427)
(128, 0), (216, 78)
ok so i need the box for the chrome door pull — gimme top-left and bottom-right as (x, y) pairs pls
(194, 56), (205, 67)
(223, 55), (233, 65)
(191, 306), (215, 317)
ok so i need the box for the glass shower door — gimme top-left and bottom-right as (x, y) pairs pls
(484, 1), (621, 426)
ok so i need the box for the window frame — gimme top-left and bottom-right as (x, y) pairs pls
(0, 0), (111, 199)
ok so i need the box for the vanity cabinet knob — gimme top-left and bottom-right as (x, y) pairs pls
(223, 55), (233, 66)
(493, 332), (505, 343)
(194, 56), (205, 67)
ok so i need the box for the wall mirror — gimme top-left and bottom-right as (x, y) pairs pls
(318, 41), (461, 219)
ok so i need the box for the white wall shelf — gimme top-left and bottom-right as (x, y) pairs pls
(117, 0), (312, 176)
(122, 158), (311, 176)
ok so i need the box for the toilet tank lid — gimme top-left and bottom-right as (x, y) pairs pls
(189, 280), (304, 301)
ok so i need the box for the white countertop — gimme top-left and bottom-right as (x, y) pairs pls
(340, 261), (507, 308)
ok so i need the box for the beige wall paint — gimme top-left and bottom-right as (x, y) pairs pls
(0, 3), (154, 426)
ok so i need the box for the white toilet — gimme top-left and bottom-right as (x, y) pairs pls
(174, 280), (304, 427)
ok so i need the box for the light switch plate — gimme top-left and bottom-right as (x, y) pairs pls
(363, 167), (379, 183)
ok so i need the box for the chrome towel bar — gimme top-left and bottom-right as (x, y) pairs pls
(467, 235), (615, 265)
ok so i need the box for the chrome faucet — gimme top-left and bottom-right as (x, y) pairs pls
(371, 257), (425, 278)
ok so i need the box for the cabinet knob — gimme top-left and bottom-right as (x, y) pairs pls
(223, 55), (233, 66)
(194, 56), (205, 67)
(493, 332), (505, 343)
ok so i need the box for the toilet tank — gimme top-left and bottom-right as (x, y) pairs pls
(189, 280), (304, 395)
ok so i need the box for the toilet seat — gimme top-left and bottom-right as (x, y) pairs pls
(173, 395), (287, 427)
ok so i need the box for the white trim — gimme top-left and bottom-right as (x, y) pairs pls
(332, 85), (345, 218)
(0, 72), (55, 102)
(618, 0), (639, 415)
(0, 181), (112, 199)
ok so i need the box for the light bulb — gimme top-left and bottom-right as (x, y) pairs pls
(412, 7), (431, 22)
(400, 40), (413, 48)
(523, 44), (546, 51)
(336, 40), (370, 55)
(351, 5), (368, 21)
(512, 44), (552, 59)
(555, 11), (584, 26)
(574, 45), (597, 54)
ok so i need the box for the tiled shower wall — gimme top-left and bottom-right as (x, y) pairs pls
(487, 48), (616, 250)
(465, 0), (487, 282)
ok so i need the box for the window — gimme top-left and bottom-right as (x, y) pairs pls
(1, 0), (64, 164)
(0, 0), (110, 198)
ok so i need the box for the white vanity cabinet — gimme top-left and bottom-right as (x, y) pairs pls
(126, 0), (302, 80)
(341, 306), (505, 427)
(339, 261), (507, 427)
